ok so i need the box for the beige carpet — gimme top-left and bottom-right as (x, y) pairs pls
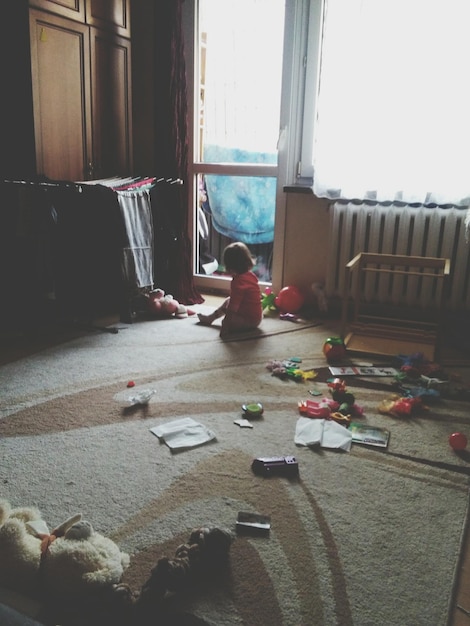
(0, 310), (469, 625)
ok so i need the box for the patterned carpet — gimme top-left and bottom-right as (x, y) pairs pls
(0, 313), (469, 625)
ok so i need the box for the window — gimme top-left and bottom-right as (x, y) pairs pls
(184, 0), (470, 299)
(186, 0), (286, 288)
(310, 0), (470, 206)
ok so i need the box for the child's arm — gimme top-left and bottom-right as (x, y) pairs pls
(227, 278), (244, 313)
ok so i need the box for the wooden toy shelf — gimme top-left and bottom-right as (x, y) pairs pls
(340, 253), (451, 361)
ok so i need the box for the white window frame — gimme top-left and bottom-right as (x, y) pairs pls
(275, 0), (323, 187)
(183, 0), (322, 290)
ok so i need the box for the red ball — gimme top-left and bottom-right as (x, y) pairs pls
(449, 432), (467, 451)
(275, 286), (304, 313)
(323, 337), (346, 361)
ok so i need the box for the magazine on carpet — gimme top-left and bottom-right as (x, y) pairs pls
(349, 422), (390, 448)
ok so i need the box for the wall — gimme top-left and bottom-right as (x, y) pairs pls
(279, 190), (330, 307)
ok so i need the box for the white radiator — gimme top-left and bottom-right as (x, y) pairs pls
(326, 202), (470, 311)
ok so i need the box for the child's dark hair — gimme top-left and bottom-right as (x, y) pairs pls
(223, 242), (255, 275)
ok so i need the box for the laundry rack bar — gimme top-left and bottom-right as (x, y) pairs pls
(2, 176), (183, 189)
(1, 175), (185, 332)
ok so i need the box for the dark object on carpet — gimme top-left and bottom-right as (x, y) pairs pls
(138, 526), (233, 603)
(93, 526), (234, 625)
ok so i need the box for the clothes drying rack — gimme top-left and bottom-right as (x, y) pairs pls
(2, 176), (184, 333)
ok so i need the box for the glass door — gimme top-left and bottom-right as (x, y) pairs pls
(188, 0), (286, 293)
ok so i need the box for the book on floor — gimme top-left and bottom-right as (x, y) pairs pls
(349, 422), (390, 448)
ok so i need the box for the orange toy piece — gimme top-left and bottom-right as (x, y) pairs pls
(378, 394), (426, 418)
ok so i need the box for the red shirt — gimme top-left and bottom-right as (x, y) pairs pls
(228, 271), (262, 324)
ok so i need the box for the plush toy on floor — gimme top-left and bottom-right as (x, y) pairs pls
(139, 526), (232, 603)
(0, 499), (130, 600)
(147, 288), (195, 319)
(113, 525), (233, 619)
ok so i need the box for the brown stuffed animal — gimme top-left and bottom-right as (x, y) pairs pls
(139, 527), (233, 602)
(107, 527), (232, 625)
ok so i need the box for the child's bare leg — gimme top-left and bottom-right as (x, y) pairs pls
(198, 298), (229, 326)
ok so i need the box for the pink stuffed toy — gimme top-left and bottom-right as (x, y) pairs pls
(147, 289), (195, 319)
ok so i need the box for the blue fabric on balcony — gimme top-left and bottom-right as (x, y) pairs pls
(203, 145), (277, 244)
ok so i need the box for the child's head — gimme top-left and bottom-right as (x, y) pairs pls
(223, 242), (255, 275)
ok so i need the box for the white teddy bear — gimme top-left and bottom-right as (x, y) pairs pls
(0, 499), (130, 599)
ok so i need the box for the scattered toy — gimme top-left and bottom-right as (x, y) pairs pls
(0, 499), (130, 599)
(298, 398), (335, 419)
(136, 527), (233, 603)
(322, 336), (347, 362)
(279, 312), (302, 322)
(251, 455), (299, 478)
(266, 359), (317, 382)
(298, 397), (353, 427)
(396, 385), (441, 402)
(394, 352), (449, 391)
(327, 377), (364, 418)
(378, 393), (426, 418)
(275, 285), (305, 313)
(449, 431), (468, 451)
(261, 287), (277, 314)
(146, 288), (195, 319)
(242, 402), (264, 417)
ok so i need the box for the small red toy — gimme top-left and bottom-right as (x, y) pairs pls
(322, 337), (346, 362)
(449, 432), (467, 451)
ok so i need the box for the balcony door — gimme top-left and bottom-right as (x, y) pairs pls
(185, 0), (286, 293)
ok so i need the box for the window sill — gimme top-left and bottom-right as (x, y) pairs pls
(283, 184), (313, 194)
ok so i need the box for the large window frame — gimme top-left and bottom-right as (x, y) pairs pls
(183, 0), (322, 292)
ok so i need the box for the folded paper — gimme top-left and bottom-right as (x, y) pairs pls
(150, 417), (216, 450)
(295, 417), (352, 451)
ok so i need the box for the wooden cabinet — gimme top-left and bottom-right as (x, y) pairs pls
(29, 0), (86, 23)
(29, 0), (132, 180)
(29, 0), (130, 36)
(86, 0), (130, 38)
(29, 11), (91, 180)
(89, 27), (132, 178)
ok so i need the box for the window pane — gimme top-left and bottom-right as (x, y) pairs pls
(198, 175), (275, 282)
(202, 174), (277, 244)
(199, 0), (285, 164)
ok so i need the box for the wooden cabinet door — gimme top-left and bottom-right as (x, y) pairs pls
(86, 0), (130, 37)
(29, 9), (92, 180)
(90, 27), (133, 178)
(29, 0), (86, 23)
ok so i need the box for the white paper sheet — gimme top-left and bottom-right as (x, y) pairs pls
(295, 417), (352, 451)
(150, 417), (216, 450)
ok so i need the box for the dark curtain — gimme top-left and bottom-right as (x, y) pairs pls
(151, 0), (204, 305)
